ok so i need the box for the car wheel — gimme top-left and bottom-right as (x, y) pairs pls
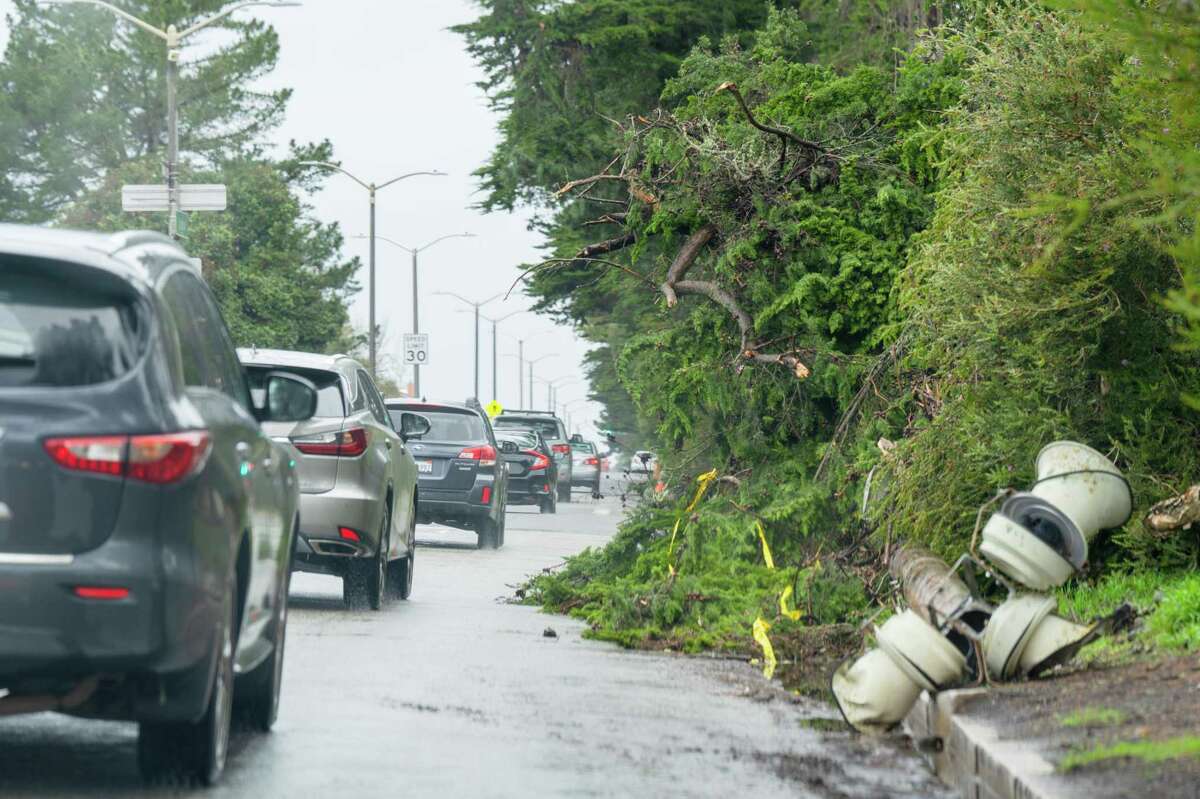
(476, 517), (499, 550)
(540, 496), (555, 514)
(236, 529), (294, 732)
(559, 483), (572, 503)
(366, 505), (390, 610)
(138, 571), (236, 786)
(497, 511), (506, 548)
(387, 504), (415, 600)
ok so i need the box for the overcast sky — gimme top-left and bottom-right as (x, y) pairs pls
(0, 1), (602, 434)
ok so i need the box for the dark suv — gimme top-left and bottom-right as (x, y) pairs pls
(0, 226), (318, 785)
(496, 429), (558, 513)
(385, 399), (507, 549)
(493, 410), (573, 503)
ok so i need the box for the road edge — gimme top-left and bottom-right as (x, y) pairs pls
(904, 689), (1081, 799)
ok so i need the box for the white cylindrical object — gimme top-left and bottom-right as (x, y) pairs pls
(981, 594), (1057, 680)
(875, 609), (968, 691)
(1032, 441), (1132, 551)
(1018, 613), (1092, 674)
(831, 647), (923, 734)
(979, 511), (1076, 591)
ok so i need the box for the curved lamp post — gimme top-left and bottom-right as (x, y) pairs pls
(301, 161), (445, 374)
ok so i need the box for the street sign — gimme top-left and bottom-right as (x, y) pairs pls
(484, 400), (503, 418)
(402, 333), (430, 367)
(121, 184), (228, 212)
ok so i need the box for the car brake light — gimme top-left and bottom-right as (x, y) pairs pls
(457, 445), (497, 467)
(127, 432), (212, 483)
(44, 436), (126, 476)
(584, 456), (599, 466)
(339, 526), (361, 542)
(73, 586), (130, 600)
(292, 427), (368, 457)
(524, 449), (552, 472)
(552, 443), (570, 455)
(481, 486), (491, 505)
(44, 432), (211, 484)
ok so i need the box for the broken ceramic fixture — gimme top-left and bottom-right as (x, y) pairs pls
(832, 610), (969, 734)
(875, 609), (969, 691)
(979, 441), (1131, 590)
(831, 647), (923, 735)
(982, 593), (1097, 679)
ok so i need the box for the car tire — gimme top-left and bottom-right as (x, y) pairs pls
(476, 517), (499, 550)
(236, 527), (295, 732)
(496, 512), (506, 548)
(387, 504), (415, 600)
(365, 505), (390, 610)
(540, 495), (555, 514)
(138, 571), (236, 786)
(559, 483), (572, 503)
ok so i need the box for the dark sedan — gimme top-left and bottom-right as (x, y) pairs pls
(0, 225), (317, 785)
(497, 429), (559, 513)
(385, 399), (507, 549)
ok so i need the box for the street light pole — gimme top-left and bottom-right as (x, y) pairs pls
(518, 340), (524, 407)
(477, 310), (524, 403)
(38, 1), (300, 239)
(433, 291), (503, 400)
(367, 234), (475, 396)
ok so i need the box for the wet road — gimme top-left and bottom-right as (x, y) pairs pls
(0, 482), (948, 798)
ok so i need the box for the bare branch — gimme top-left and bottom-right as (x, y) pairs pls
(715, 82), (825, 152)
(575, 232), (636, 260)
(661, 224), (718, 307)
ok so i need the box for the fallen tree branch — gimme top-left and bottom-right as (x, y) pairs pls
(1145, 484), (1200, 535)
(575, 232), (636, 260)
(506, 256), (657, 299)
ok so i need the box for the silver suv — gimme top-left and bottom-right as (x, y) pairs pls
(238, 349), (426, 609)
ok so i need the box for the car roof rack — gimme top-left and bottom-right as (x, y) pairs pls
(496, 409), (558, 416)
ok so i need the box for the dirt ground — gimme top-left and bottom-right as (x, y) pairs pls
(973, 650), (1200, 797)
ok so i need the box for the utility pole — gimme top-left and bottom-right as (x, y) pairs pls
(518, 340), (524, 407)
(364, 233), (474, 395)
(434, 291), (502, 400)
(303, 166), (447, 375)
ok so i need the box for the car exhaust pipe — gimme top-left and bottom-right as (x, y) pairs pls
(0, 676), (99, 717)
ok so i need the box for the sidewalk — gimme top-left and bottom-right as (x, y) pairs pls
(905, 651), (1200, 798)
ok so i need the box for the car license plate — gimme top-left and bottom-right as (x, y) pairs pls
(418, 460), (433, 474)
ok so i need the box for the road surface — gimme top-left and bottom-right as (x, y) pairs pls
(0, 483), (948, 798)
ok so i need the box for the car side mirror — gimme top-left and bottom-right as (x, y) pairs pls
(256, 371), (318, 423)
(399, 412), (431, 442)
(499, 440), (518, 455)
(569, 433), (583, 443)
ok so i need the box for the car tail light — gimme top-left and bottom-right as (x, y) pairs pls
(338, 526), (361, 542)
(127, 432), (212, 483)
(44, 432), (211, 484)
(584, 456), (599, 466)
(458, 445), (497, 467)
(481, 486), (492, 505)
(525, 449), (552, 472)
(552, 443), (570, 456)
(73, 586), (130, 600)
(292, 427), (368, 457)
(44, 436), (126, 476)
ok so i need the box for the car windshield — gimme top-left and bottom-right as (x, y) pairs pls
(495, 417), (560, 439)
(0, 262), (145, 388)
(244, 365), (345, 418)
(391, 407), (486, 443)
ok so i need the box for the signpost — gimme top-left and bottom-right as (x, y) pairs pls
(403, 333), (430, 368)
(121, 184), (228, 212)
(484, 400), (503, 419)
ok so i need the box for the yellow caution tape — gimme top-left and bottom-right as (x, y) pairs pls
(665, 469), (720, 576)
(754, 520), (775, 570)
(752, 615), (777, 679)
(779, 584), (803, 622)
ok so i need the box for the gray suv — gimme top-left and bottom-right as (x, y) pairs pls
(493, 410), (573, 503)
(238, 349), (426, 609)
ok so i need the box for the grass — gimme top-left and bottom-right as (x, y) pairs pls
(1059, 706), (1126, 728)
(1146, 573), (1200, 651)
(1056, 570), (1200, 659)
(1059, 736), (1200, 772)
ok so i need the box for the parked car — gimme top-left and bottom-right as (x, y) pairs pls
(385, 398), (507, 549)
(569, 436), (602, 496)
(0, 225), (318, 785)
(497, 429), (558, 513)
(239, 349), (424, 608)
(493, 410), (573, 503)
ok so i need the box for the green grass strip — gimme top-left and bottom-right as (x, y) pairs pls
(1060, 736), (1200, 772)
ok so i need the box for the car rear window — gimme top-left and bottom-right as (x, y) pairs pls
(391, 407), (486, 443)
(495, 417), (561, 439)
(0, 262), (145, 388)
(497, 430), (538, 450)
(245, 365), (345, 418)
(571, 442), (595, 454)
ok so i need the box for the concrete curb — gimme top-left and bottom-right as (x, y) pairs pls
(904, 689), (1084, 799)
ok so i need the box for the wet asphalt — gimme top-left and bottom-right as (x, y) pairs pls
(0, 477), (950, 798)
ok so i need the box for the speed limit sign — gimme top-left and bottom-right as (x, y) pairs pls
(402, 333), (430, 366)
